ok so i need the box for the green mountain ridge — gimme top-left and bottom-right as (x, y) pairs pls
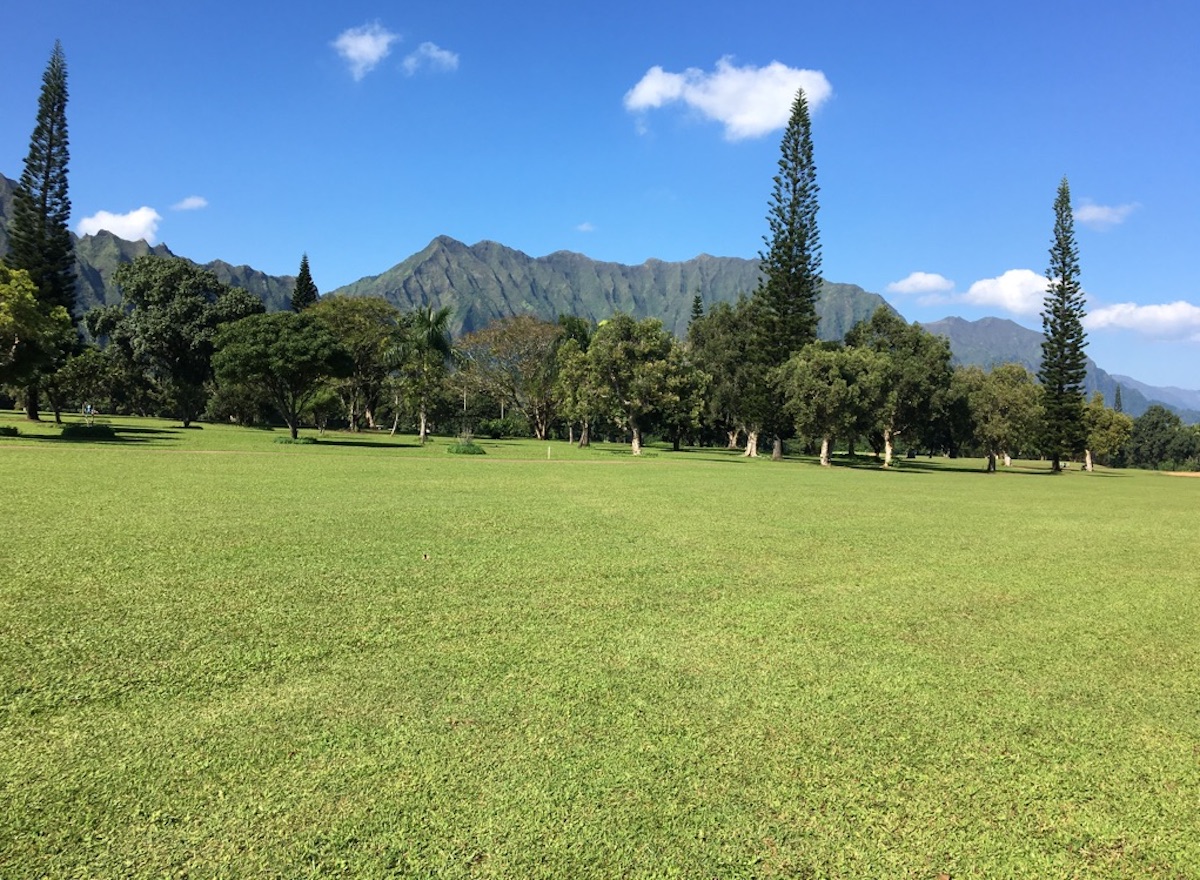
(4, 171), (1197, 420)
(329, 233), (889, 341)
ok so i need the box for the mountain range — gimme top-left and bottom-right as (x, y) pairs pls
(1, 171), (1194, 421)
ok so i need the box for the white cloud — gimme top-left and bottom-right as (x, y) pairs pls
(962, 269), (1046, 316)
(403, 42), (459, 75)
(887, 271), (954, 295)
(77, 207), (163, 243)
(1074, 200), (1139, 231)
(333, 22), (399, 81)
(576, 222), (596, 233)
(624, 57), (832, 140)
(1085, 301), (1200, 340)
(171, 195), (207, 211)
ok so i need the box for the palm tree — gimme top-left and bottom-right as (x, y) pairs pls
(388, 305), (453, 443)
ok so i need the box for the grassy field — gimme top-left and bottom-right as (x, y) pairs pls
(1, 413), (1197, 878)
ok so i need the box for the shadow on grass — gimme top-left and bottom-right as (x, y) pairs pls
(311, 437), (422, 449)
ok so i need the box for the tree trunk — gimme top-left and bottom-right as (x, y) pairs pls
(986, 451), (996, 473)
(419, 408), (428, 444)
(568, 425), (575, 445)
(1084, 449), (1093, 472)
(578, 421), (590, 448)
(726, 429), (741, 449)
(771, 436), (783, 461)
(24, 383), (40, 421)
(882, 428), (894, 468)
(1003, 452), (1012, 467)
(290, 421), (299, 440)
(630, 422), (642, 456)
(743, 430), (759, 458)
(820, 435), (831, 466)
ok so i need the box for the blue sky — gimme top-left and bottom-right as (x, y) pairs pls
(4, 1), (1199, 388)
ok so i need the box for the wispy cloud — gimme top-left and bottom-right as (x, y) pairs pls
(333, 22), (399, 81)
(1074, 200), (1139, 231)
(1085, 300), (1200, 340)
(576, 222), (596, 233)
(76, 207), (163, 243)
(171, 195), (207, 211)
(403, 42), (459, 76)
(887, 271), (954, 296)
(960, 269), (1047, 316)
(624, 57), (832, 141)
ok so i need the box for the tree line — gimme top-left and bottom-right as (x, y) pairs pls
(3, 46), (1196, 471)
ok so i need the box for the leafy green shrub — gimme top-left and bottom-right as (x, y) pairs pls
(447, 440), (486, 455)
(477, 417), (527, 439)
(0, 425), (18, 437)
(274, 436), (317, 445)
(60, 423), (116, 440)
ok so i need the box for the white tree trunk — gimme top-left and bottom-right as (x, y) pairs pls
(882, 428), (895, 468)
(630, 424), (642, 456)
(419, 409), (428, 444)
(726, 429), (741, 449)
(1003, 452), (1012, 467)
(1084, 448), (1093, 471)
(820, 436), (831, 466)
(743, 430), (759, 458)
(578, 421), (590, 448)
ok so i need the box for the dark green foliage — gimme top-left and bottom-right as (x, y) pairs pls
(106, 256), (265, 425)
(6, 43), (75, 319)
(753, 88), (822, 366)
(273, 436), (318, 445)
(310, 296), (404, 431)
(290, 253), (318, 312)
(1128, 405), (1199, 470)
(1038, 178), (1089, 472)
(845, 307), (954, 466)
(0, 425), (18, 437)
(214, 311), (353, 440)
(1113, 384), (1123, 413)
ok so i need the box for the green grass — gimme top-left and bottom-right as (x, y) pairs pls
(2, 412), (1197, 878)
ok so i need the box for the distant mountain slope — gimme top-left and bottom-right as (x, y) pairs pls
(329, 234), (890, 341)
(921, 316), (1199, 422)
(1110, 374), (1200, 414)
(2, 172), (293, 314)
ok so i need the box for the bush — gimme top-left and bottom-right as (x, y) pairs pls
(0, 425), (18, 437)
(60, 423), (116, 440)
(447, 433), (486, 454)
(477, 417), (528, 439)
(274, 436), (317, 445)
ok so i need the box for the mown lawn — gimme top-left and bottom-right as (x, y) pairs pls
(1, 413), (1197, 878)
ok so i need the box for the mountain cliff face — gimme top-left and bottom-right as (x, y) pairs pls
(329, 234), (890, 341)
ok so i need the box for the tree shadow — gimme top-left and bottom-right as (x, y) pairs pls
(313, 437), (421, 449)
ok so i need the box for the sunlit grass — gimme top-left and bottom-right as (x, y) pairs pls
(2, 412), (1197, 878)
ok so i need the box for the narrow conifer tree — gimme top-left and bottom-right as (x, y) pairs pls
(1038, 177), (1088, 473)
(755, 87), (822, 366)
(291, 253), (319, 311)
(6, 41), (75, 419)
(751, 87), (822, 460)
